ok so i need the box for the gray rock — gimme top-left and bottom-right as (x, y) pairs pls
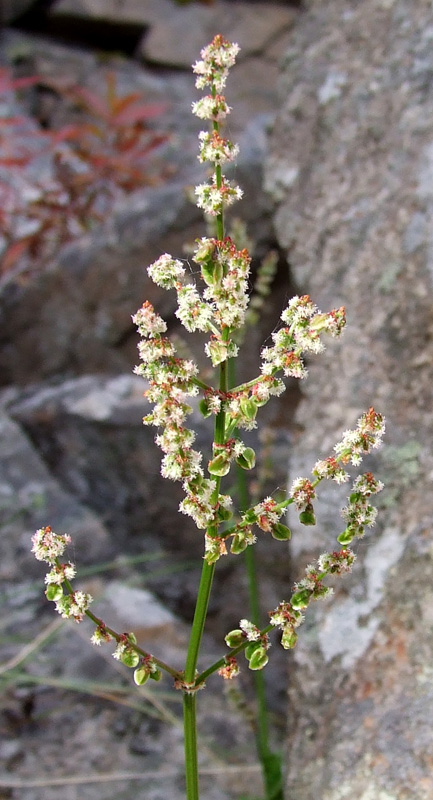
(51, 0), (297, 68)
(0, 404), (112, 581)
(266, 1), (433, 798)
(0, 0), (36, 23)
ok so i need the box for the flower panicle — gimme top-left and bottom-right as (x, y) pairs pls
(270, 548), (356, 650)
(261, 295), (346, 379)
(294, 408), (385, 529)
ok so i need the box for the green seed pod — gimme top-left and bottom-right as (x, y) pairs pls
(239, 397), (258, 421)
(217, 505), (232, 522)
(230, 533), (247, 554)
(290, 588), (311, 610)
(150, 668), (162, 681)
(248, 646), (269, 671)
(245, 642), (261, 660)
(201, 260), (223, 287)
(208, 453), (230, 476)
(337, 527), (354, 545)
(199, 398), (212, 418)
(127, 632), (137, 645)
(121, 648), (140, 668)
(281, 629), (298, 650)
(225, 629), (244, 648)
(299, 503), (316, 526)
(207, 339), (229, 366)
(45, 584), (63, 602)
(235, 447), (256, 471)
(242, 509), (257, 524)
(134, 666), (150, 686)
(271, 523), (292, 541)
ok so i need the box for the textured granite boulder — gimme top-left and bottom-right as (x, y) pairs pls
(266, 2), (433, 799)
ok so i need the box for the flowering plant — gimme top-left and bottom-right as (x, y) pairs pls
(31, 36), (385, 800)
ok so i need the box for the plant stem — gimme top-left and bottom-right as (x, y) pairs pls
(183, 561), (216, 684)
(184, 693), (199, 800)
(183, 342), (227, 798)
(182, 84), (231, 800)
(237, 457), (285, 800)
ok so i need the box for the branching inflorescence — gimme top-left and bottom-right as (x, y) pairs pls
(31, 34), (385, 800)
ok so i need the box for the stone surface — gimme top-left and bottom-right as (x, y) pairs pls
(0, 0), (36, 23)
(266, 1), (433, 798)
(0, 404), (113, 581)
(51, 0), (296, 67)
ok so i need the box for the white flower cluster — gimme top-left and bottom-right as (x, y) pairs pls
(338, 471), (384, 545)
(261, 295), (346, 379)
(252, 497), (284, 533)
(313, 456), (349, 484)
(192, 35), (240, 92)
(196, 237), (251, 330)
(54, 591), (93, 623)
(194, 175), (243, 217)
(148, 253), (185, 289)
(31, 526), (71, 564)
(31, 527), (93, 623)
(290, 478), (316, 511)
(239, 618), (261, 642)
(192, 94), (231, 121)
(133, 301), (234, 528)
(334, 407), (386, 466)
(198, 131), (239, 165)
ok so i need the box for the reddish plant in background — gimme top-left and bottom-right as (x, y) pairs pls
(0, 66), (168, 282)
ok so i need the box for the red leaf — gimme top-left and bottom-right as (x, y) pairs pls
(0, 68), (41, 93)
(114, 102), (167, 126)
(68, 86), (110, 119)
(1, 238), (30, 273)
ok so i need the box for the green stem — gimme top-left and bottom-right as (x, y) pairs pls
(182, 339), (228, 799)
(182, 85), (230, 800)
(183, 561), (215, 684)
(184, 693), (199, 800)
(235, 433), (284, 799)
